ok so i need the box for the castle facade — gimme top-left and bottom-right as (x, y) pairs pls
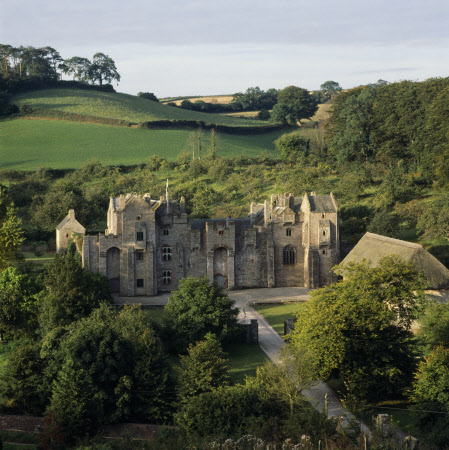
(57, 190), (340, 296)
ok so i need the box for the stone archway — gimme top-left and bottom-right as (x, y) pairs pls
(106, 247), (120, 293)
(213, 246), (228, 288)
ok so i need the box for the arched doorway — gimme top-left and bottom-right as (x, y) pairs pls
(213, 247), (228, 288)
(106, 247), (120, 293)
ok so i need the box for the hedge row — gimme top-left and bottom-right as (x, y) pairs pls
(139, 120), (289, 135)
(19, 106), (131, 127)
(0, 75), (115, 95)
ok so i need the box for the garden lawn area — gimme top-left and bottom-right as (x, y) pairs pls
(23, 252), (55, 270)
(0, 119), (283, 171)
(224, 343), (268, 384)
(254, 302), (307, 336)
(12, 89), (267, 127)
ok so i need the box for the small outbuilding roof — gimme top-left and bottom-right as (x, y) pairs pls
(56, 210), (85, 232)
(341, 232), (449, 290)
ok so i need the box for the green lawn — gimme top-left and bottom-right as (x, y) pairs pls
(1, 119), (283, 170)
(12, 89), (267, 127)
(254, 302), (307, 336)
(23, 251), (55, 268)
(224, 343), (268, 384)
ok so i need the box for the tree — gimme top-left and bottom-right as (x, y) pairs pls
(39, 253), (111, 335)
(88, 53), (120, 85)
(137, 92), (158, 102)
(417, 303), (449, 353)
(61, 56), (91, 82)
(0, 342), (48, 415)
(291, 256), (425, 401)
(0, 267), (39, 340)
(0, 203), (24, 271)
(274, 131), (309, 164)
(320, 81), (342, 101)
(417, 193), (449, 241)
(275, 86), (318, 124)
(410, 346), (449, 447)
(253, 346), (316, 416)
(177, 333), (230, 403)
(164, 276), (239, 351)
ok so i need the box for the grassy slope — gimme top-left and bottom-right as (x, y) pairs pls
(12, 89), (267, 127)
(1, 119), (283, 170)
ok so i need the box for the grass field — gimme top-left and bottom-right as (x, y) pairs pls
(12, 89), (267, 127)
(1, 119), (284, 170)
(225, 343), (268, 384)
(254, 302), (307, 336)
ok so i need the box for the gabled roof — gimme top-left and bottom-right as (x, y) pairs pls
(56, 211), (85, 232)
(341, 232), (449, 290)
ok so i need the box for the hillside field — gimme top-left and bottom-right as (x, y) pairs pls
(12, 89), (268, 127)
(0, 119), (284, 170)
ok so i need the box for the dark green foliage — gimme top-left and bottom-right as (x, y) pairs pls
(367, 210), (401, 238)
(274, 86), (318, 124)
(274, 131), (309, 163)
(411, 346), (449, 447)
(1, 341), (49, 414)
(39, 253), (112, 335)
(339, 204), (373, 237)
(417, 193), (449, 240)
(138, 92), (159, 102)
(417, 303), (449, 352)
(257, 109), (270, 120)
(292, 257), (425, 401)
(164, 277), (239, 351)
(0, 267), (39, 339)
(176, 333), (230, 404)
(231, 87), (278, 111)
(320, 81), (342, 101)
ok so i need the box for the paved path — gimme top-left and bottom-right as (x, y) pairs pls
(114, 287), (369, 432)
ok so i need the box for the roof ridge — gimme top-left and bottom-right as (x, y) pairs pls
(364, 232), (422, 249)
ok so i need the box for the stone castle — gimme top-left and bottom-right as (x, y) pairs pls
(56, 188), (340, 296)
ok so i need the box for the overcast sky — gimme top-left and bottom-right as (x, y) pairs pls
(2, 0), (449, 96)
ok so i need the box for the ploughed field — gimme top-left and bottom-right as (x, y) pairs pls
(0, 119), (284, 170)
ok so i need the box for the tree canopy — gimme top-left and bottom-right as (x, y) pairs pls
(291, 256), (425, 400)
(272, 86), (318, 125)
(164, 276), (240, 351)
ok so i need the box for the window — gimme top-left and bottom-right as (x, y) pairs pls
(163, 229), (169, 236)
(322, 250), (326, 255)
(283, 246), (295, 265)
(137, 279), (144, 288)
(286, 229), (292, 237)
(66, 233), (69, 238)
(136, 250), (144, 262)
(218, 230), (224, 236)
(136, 231), (144, 241)
(136, 215), (142, 220)
(322, 231), (326, 236)
(162, 246), (172, 261)
(321, 213), (325, 218)
(163, 270), (171, 285)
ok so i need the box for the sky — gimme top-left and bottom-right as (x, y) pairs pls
(2, 0), (449, 97)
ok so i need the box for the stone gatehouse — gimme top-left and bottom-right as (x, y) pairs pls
(57, 190), (340, 296)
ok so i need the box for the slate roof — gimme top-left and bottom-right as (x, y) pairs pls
(56, 211), (85, 232)
(341, 232), (449, 290)
(308, 195), (337, 213)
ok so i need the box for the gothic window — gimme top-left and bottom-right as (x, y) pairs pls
(136, 250), (144, 261)
(137, 278), (144, 288)
(163, 270), (171, 285)
(136, 231), (144, 241)
(163, 229), (169, 236)
(162, 246), (172, 261)
(286, 229), (292, 237)
(283, 245), (295, 265)
(218, 230), (224, 236)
